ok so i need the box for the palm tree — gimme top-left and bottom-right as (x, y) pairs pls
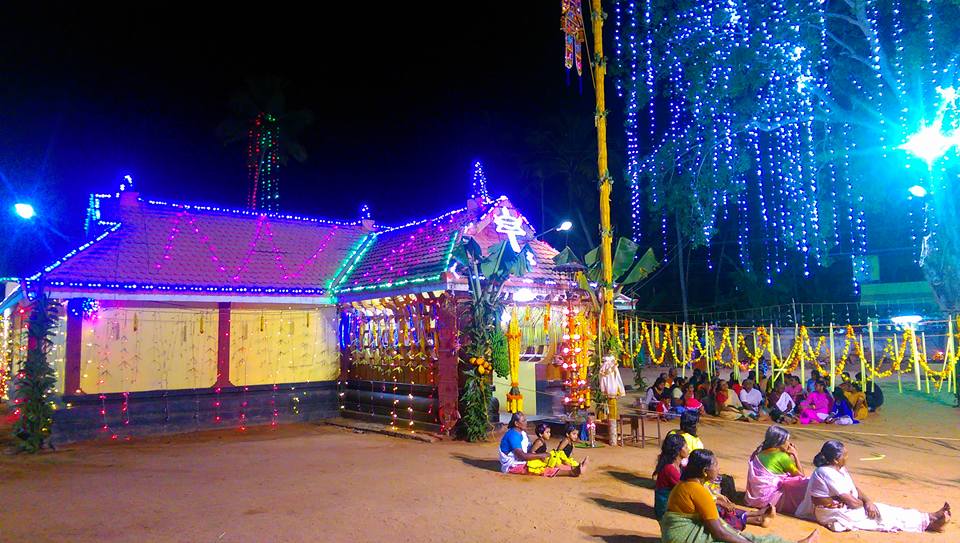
(217, 77), (314, 211)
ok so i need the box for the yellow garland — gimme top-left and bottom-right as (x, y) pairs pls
(622, 319), (956, 389)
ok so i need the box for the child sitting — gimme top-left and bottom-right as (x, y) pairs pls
(524, 423), (559, 476)
(710, 482), (777, 530)
(556, 423), (589, 475)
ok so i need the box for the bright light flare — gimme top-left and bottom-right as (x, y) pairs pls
(908, 185), (927, 198)
(512, 287), (537, 303)
(13, 203), (35, 219)
(900, 122), (958, 164)
(558, 220), (573, 232)
(891, 315), (923, 328)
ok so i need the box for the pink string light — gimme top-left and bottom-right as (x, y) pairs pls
(153, 211), (345, 283)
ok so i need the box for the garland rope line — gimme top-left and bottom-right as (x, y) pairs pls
(620, 318), (957, 388)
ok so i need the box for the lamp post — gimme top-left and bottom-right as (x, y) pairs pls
(534, 220), (573, 239)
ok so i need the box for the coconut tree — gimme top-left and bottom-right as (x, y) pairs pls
(217, 76), (314, 211)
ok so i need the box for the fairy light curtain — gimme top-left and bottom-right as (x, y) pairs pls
(230, 308), (339, 386)
(2, 306), (67, 398)
(81, 308), (219, 393)
(612, 1), (960, 290)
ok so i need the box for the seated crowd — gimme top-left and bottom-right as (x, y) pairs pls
(653, 418), (950, 542)
(496, 362), (944, 543)
(637, 365), (884, 427)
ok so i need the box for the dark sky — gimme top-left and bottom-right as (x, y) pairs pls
(1, 2), (605, 276)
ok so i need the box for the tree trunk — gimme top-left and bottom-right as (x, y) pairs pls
(713, 235), (727, 307)
(676, 217), (689, 324)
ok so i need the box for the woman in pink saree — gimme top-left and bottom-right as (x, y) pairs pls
(797, 380), (831, 424)
(745, 426), (809, 516)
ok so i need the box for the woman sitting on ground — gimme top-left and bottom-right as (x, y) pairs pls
(797, 380), (831, 425)
(856, 372), (884, 412)
(796, 440), (950, 532)
(682, 383), (707, 415)
(841, 382), (868, 421)
(745, 426), (809, 516)
(824, 387), (857, 425)
(642, 377), (667, 411)
(702, 378), (720, 416)
(784, 375), (805, 404)
(766, 382), (799, 425)
(654, 433), (689, 519)
(738, 378), (767, 420)
(660, 449), (819, 543)
(714, 380), (750, 422)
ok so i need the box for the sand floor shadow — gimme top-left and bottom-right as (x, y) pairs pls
(585, 492), (657, 518)
(606, 469), (656, 490)
(578, 525), (661, 543)
(452, 454), (501, 472)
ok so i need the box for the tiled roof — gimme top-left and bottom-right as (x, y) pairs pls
(334, 207), (471, 293)
(337, 198), (573, 294)
(35, 193), (572, 300)
(41, 196), (367, 296)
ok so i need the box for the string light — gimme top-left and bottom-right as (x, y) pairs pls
(248, 113), (280, 212)
(611, 0), (876, 286)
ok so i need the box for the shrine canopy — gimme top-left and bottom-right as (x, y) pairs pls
(334, 195), (574, 302)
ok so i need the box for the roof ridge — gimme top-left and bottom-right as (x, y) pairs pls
(142, 198), (363, 227)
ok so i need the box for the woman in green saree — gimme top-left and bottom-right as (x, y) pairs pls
(661, 449), (819, 543)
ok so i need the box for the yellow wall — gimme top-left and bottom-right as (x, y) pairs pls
(229, 308), (339, 386)
(80, 307), (219, 393)
(493, 362), (537, 415)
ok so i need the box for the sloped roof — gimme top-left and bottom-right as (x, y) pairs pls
(30, 191), (574, 301)
(38, 195), (367, 297)
(336, 197), (573, 295)
(334, 207), (471, 294)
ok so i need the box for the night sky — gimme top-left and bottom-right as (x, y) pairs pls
(2, 2), (613, 277)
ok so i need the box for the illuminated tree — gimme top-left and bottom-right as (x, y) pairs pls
(217, 77), (314, 212)
(612, 0), (960, 309)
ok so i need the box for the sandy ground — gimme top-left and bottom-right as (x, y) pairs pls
(0, 374), (958, 543)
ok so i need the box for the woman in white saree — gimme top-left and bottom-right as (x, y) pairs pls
(796, 440), (951, 533)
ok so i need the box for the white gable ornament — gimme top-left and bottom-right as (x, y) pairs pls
(493, 207), (527, 253)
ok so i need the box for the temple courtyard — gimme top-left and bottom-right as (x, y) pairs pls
(0, 382), (957, 543)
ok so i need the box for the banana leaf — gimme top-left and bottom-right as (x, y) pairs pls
(479, 240), (509, 280)
(575, 271), (600, 311)
(587, 261), (602, 282)
(612, 237), (640, 279)
(620, 248), (659, 285)
(451, 236), (483, 268)
(584, 246), (599, 267)
(552, 246), (586, 272)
